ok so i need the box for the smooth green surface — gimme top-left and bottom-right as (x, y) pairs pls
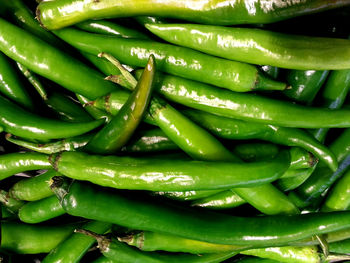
(0, 152), (51, 181)
(18, 195), (65, 223)
(0, 189), (25, 214)
(54, 27), (285, 93)
(53, 150), (290, 191)
(54, 179), (350, 246)
(0, 18), (116, 100)
(37, 0), (349, 29)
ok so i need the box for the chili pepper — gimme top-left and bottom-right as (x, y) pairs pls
(84, 55), (155, 154)
(0, 94), (103, 141)
(1, 204), (13, 219)
(232, 143), (279, 162)
(76, 20), (150, 39)
(275, 168), (315, 192)
(50, 150), (289, 191)
(45, 92), (93, 123)
(75, 94), (112, 123)
(121, 128), (178, 153)
(18, 195), (65, 223)
(0, 152), (51, 181)
(0, 189), (25, 214)
(0, 221), (78, 254)
(6, 133), (93, 154)
(184, 109), (337, 171)
(322, 169), (350, 212)
(9, 169), (59, 201)
(289, 128), (350, 207)
(329, 238), (350, 254)
(76, 229), (238, 263)
(36, 0), (350, 30)
(191, 189), (246, 210)
(259, 65), (279, 80)
(0, 52), (34, 110)
(0, 18), (116, 100)
(15, 62), (48, 100)
(54, 27), (287, 93)
(155, 190), (224, 202)
(145, 23), (350, 70)
(42, 221), (112, 263)
(51, 177), (350, 247)
(233, 257), (284, 263)
(284, 70), (329, 104)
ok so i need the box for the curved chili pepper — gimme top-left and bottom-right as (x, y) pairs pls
(155, 189), (224, 202)
(54, 27), (287, 93)
(50, 150), (290, 191)
(76, 94), (112, 122)
(0, 94), (103, 141)
(0, 52), (34, 110)
(0, 221), (78, 254)
(51, 177), (350, 247)
(36, 0), (350, 30)
(0, 152), (51, 181)
(146, 23), (350, 70)
(0, 189), (25, 214)
(42, 221), (112, 263)
(76, 20), (150, 39)
(0, 18), (116, 100)
(275, 168), (315, 192)
(284, 70), (329, 104)
(9, 169), (60, 201)
(84, 55), (155, 154)
(18, 195), (65, 223)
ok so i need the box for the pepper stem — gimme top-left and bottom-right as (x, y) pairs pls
(325, 253), (350, 262)
(75, 229), (111, 252)
(316, 234), (329, 258)
(98, 52), (137, 90)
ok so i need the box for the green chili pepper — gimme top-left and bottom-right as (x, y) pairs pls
(84, 55), (155, 154)
(232, 143), (279, 162)
(0, 94), (103, 141)
(104, 70), (350, 129)
(0, 52), (34, 110)
(259, 65), (279, 80)
(42, 221), (112, 263)
(233, 257), (283, 263)
(155, 190), (224, 202)
(50, 150), (289, 191)
(6, 133), (93, 154)
(145, 23), (350, 70)
(9, 169), (59, 201)
(0, 189), (25, 214)
(329, 238), (350, 254)
(322, 169), (350, 212)
(191, 189), (247, 210)
(184, 109), (337, 171)
(76, 229), (238, 263)
(15, 62), (48, 100)
(0, 221), (78, 254)
(76, 20), (150, 39)
(275, 168), (315, 192)
(0, 18), (116, 100)
(76, 94), (112, 122)
(54, 27), (287, 93)
(51, 177), (350, 247)
(18, 195), (65, 223)
(36, 0), (350, 30)
(0, 152), (51, 181)
(46, 92), (93, 123)
(284, 70), (329, 104)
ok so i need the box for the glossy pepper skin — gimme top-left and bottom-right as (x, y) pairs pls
(0, 94), (103, 141)
(50, 150), (289, 191)
(0, 52), (34, 110)
(0, 18), (116, 100)
(52, 178), (350, 247)
(36, 0), (350, 30)
(0, 152), (51, 181)
(145, 23), (350, 70)
(54, 27), (286, 93)
(85, 55), (155, 154)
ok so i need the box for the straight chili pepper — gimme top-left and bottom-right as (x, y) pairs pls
(145, 23), (350, 70)
(51, 178), (350, 247)
(50, 150), (289, 191)
(54, 27), (287, 93)
(0, 18), (116, 100)
(84, 55), (155, 154)
(0, 189), (25, 214)
(0, 94), (103, 141)
(76, 94), (112, 123)
(0, 152), (51, 181)
(36, 0), (350, 30)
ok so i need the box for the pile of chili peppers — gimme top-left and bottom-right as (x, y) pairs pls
(1, 0), (350, 262)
